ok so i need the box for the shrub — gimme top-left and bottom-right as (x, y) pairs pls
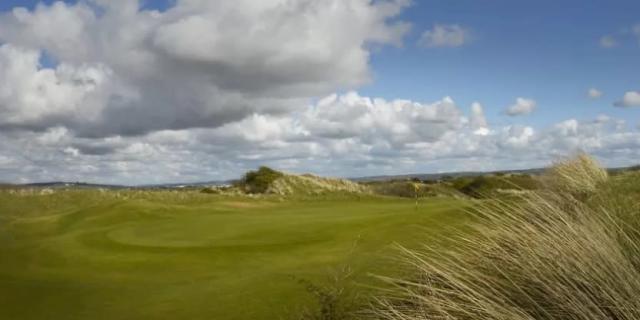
(455, 175), (540, 198)
(200, 187), (220, 194)
(369, 181), (435, 198)
(241, 166), (284, 194)
(449, 177), (474, 191)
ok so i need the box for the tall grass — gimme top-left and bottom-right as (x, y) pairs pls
(267, 174), (370, 196)
(545, 153), (608, 197)
(375, 155), (640, 320)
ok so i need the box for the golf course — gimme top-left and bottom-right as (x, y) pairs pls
(0, 190), (468, 319)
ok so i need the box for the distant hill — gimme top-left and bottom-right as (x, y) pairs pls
(18, 180), (232, 189)
(23, 182), (127, 189)
(350, 168), (546, 183)
(11, 164), (638, 189)
(139, 180), (233, 189)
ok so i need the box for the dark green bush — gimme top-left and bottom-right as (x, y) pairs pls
(241, 166), (284, 193)
(369, 181), (437, 198)
(456, 174), (540, 198)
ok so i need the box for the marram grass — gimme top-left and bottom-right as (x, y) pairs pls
(267, 173), (370, 196)
(375, 155), (640, 320)
(545, 153), (609, 197)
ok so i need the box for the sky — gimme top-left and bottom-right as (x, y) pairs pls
(0, 0), (638, 185)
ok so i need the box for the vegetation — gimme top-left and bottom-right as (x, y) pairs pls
(238, 167), (368, 196)
(268, 174), (370, 196)
(453, 173), (540, 198)
(545, 153), (608, 197)
(240, 166), (285, 193)
(1, 155), (638, 319)
(0, 189), (467, 320)
(367, 181), (438, 198)
(375, 155), (640, 320)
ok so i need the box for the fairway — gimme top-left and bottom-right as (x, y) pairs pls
(0, 191), (467, 319)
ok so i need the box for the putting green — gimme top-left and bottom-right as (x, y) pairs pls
(105, 213), (329, 249)
(0, 191), (468, 319)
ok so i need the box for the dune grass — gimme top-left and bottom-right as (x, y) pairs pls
(0, 191), (467, 320)
(376, 155), (640, 320)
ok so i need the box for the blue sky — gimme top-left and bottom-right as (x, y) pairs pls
(362, 0), (640, 127)
(0, 0), (638, 183)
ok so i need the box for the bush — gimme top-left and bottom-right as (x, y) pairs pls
(369, 181), (435, 198)
(453, 174), (540, 198)
(449, 177), (474, 191)
(200, 187), (220, 194)
(241, 166), (284, 194)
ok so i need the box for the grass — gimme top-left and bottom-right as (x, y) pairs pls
(0, 191), (468, 320)
(375, 155), (640, 320)
(545, 153), (608, 197)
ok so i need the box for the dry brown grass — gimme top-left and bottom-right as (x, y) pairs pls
(545, 153), (608, 197)
(375, 155), (640, 320)
(267, 173), (370, 196)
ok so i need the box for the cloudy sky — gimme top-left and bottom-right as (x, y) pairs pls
(0, 0), (639, 185)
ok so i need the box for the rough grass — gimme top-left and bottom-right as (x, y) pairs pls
(375, 155), (640, 320)
(267, 174), (370, 196)
(545, 153), (609, 197)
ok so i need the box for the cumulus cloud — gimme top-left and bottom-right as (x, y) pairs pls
(614, 91), (640, 107)
(0, 44), (121, 131)
(599, 35), (617, 48)
(301, 92), (464, 144)
(0, 0), (411, 137)
(0, 91), (472, 183)
(470, 102), (489, 135)
(588, 88), (603, 99)
(2, 90), (639, 184)
(419, 24), (469, 48)
(505, 98), (537, 116)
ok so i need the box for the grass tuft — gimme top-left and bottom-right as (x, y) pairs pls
(545, 153), (608, 197)
(375, 154), (640, 320)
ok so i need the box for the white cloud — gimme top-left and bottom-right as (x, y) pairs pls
(600, 24), (640, 47)
(300, 92), (464, 144)
(0, 44), (121, 130)
(588, 88), (603, 99)
(499, 125), (535, 149)
(470, 102), (489, 135)
(633, 24), (640, 42)
(0, 0), (410, 137)
(614, 91), (640, 107)
(505, 98), (537, 116)
(419, 24), (469, 48)
(2, 90), (639, 184)
(599, 35), (617, 48)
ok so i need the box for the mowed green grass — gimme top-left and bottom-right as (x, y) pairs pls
(0, 190), (468, 319)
